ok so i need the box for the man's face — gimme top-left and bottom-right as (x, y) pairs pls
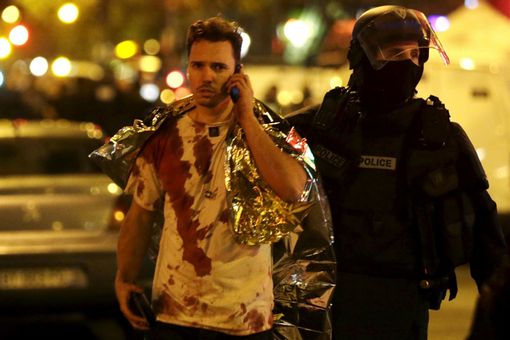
(377, 40), (420, 66)
(187, 40), (236, 108)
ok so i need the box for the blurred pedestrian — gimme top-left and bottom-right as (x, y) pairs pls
(92, 16), (320, 339)
(287, 5), (507, 339)
(467, 255), (510, 340)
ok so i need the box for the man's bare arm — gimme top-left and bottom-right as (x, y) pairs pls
(241, 114), (307, 202)
(228, 72), (307, 202)
(115, 200), (154, 330)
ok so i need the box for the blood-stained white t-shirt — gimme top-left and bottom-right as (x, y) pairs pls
(125, 110), (274, 335)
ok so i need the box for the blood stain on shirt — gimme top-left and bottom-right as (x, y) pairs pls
(201, 302), (208, 313)
(153, 291), (185, 317)
(184, 295), (199, 307)
(193, 134), (213, 182)
(196, 223), (213, 240)
(243, 309), (266, 332)
(267, 313), (274, 327)
(176, 195), (212, 277)
(146, 119), (213, 277)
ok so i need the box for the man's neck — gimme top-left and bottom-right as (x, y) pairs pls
(190, 98), (233, 124)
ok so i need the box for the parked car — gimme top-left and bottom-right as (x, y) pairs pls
(0, 119), (152, 338)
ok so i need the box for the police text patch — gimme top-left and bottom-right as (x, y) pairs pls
(358, 155), (396, 170)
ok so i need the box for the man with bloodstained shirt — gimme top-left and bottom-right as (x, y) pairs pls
(113, 16), (313, 339)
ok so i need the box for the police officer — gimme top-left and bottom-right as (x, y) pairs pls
(287, 5), (507, 340)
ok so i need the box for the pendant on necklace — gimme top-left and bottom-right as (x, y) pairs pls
(208, 126), (220, 137)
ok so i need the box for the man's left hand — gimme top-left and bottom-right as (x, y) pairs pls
(227, 68), (256, 127)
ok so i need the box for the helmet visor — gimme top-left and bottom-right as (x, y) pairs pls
(357, 9), (449, 70)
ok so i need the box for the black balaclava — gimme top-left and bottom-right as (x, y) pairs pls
(356, 56), (424, 113)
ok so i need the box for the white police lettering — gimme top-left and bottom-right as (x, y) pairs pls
(358, 155), (397, 170)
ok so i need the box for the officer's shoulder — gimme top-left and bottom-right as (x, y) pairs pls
(419, 94), (452, 125)
(449, 121), (473, 145)
(420, 95), (466, 135)
(285, 104), (321, 131)
(421, 94), (449, 111)
(286, 103), (321, 119)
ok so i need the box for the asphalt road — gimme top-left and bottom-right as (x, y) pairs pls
(0, 309), (143, 340)
(0, 264), (478, 340)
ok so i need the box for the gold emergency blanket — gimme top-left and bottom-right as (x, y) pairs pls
(225, 100), (315, 245)
(89, 95), (336, 339)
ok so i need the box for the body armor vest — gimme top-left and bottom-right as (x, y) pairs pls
(304, 88), (472, 280)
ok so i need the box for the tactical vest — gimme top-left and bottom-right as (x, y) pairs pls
(304, 88), (476, 283)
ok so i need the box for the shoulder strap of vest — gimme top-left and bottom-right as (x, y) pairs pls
(413, 95), (451, 149)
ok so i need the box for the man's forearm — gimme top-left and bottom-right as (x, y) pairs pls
(116, 201), (154, 283)
(240, 113), (307, 202)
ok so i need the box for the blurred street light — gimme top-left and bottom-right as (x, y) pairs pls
(0, 38), (12, 59)
(465, 0), (480, 9)
(165, 70), (185, 89)
(429, 15), (451, 32)
(58, 3), (80, 24)
(2, 5), (21, 24)
(115, 40), (138, 59)
(143, 39), (161, 55)
(140, 83), (160, 102)
(160, 89), (176, 104)
(51, 56), (72, 77)
(9, 25), (29, 46)
(139, 55), (162, 73)
(29, 56), (49, 76)
(283, 19), (313, 48)
(279, 8), (324, 64)
(459, 57), (476, 70)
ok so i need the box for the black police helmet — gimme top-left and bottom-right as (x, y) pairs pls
(347, 6), (432, 70)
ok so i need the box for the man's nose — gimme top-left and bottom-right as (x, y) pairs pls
(202, 66), (215, 81)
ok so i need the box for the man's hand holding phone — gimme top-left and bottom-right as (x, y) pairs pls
(129, 291), (156, 329)
(230, 63), (242, 102)
(115, 274), (153, 331)
(227, 64), (257, 129)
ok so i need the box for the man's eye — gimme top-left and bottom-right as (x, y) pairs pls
(212, 65), (226, 71)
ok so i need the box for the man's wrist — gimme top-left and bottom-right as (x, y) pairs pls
(116, 269), (136, 284)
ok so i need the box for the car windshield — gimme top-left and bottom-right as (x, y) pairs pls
(0, 137), (101, 176)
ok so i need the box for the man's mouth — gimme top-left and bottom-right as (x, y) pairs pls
(197, 87), (216, 96)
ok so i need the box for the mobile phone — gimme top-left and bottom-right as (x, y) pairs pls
(230, 64), (241, 102)
(129, 292), (156, 327)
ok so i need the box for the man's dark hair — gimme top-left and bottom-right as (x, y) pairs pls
(186, 16), (243, 63)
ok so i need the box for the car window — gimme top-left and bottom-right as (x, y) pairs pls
(0, 137), (102, 176)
